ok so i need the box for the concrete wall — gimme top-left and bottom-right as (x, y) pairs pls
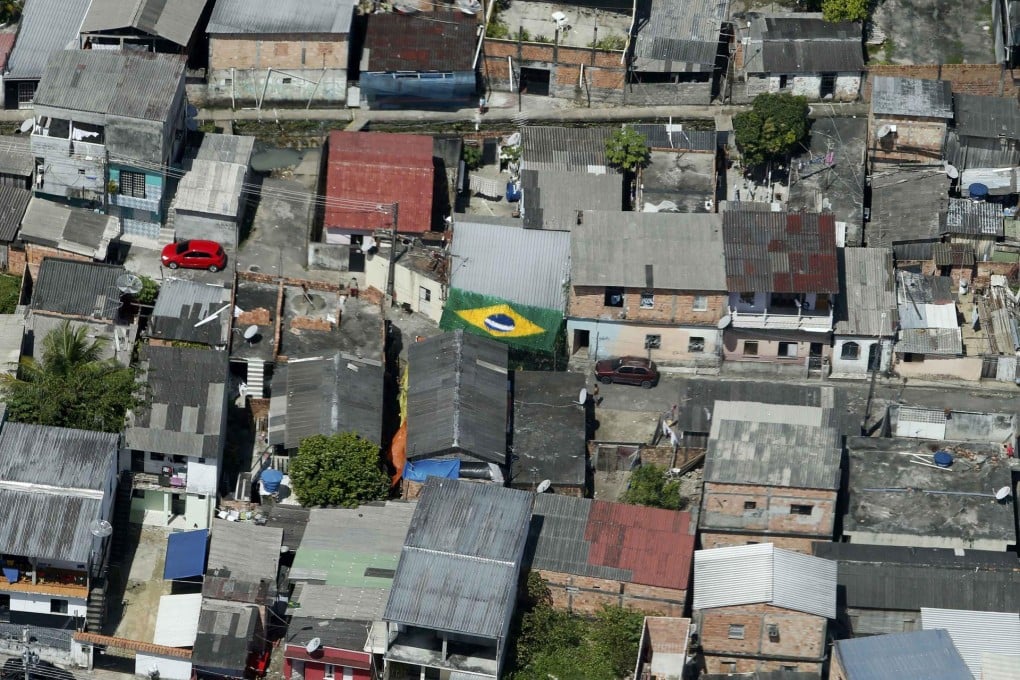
(6, 591), (88, 618)
(625, 80), (714, 106)
(174, 212), (238, 249)
(109, 165), (166, 236)
(483, 39), (626, 104)
(308, 242), (350, 272)
(699, 483), (837, 552)
(870, 114), (947, 164)
(722, 334), (831, 365)
(894, 355), (982, 382)
(696, 603), (826, 676)
(135, 653), (193, 680)
(129, 488), (214, 529)
(744, 73), (860, 101)
(537, 569), (686, 617)
(865, 64), (1019, 98)
(567, 317), (721, 365)
(831, 337), (892, 375)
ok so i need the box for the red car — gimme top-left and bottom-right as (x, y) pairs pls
(595, 356), (659, 388)
(161, 239), (227, 272)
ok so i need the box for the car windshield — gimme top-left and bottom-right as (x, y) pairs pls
(613, 359), (623, 369)
(175, 241), (190, 254)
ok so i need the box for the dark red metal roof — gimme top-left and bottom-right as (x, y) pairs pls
(0, 34), (14, 71)
(325, 131), (434, 234)
(584, 501), (695, 590)
(364, 12), (478, 73)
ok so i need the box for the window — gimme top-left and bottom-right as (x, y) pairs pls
(604, 287), (624, 307)
(743, 341), (759, 356)
(282, 77), (293, 84)
(739, 292), (755, 305)
(172, 455), (187, 464)
(727, 625), (745, 640)
(779, 75), (788, 89)
(693, 295), (708, 311)
(778, 341), (798, 358)
(768, 624), (781, 642)
(149, 452), (165, 461)
(198, 458), (206, 463)
(132, 489), (145, 499)
(782, 666), (796, 672)
(224, 78), (233, 86)
(688, 336), (705, 353)
(323, 665), (335, 680)
(791, 504), (814, 515)
(421, 287), (432, 302)
(841, 341), (861, 360)
(644, 334), (661, 350)
(301, 47), (307, 65)
(640, 292), (654, 309)
(119, 171), (146, 199)
(50, 599), (68, 614)
(724, 662), (737, 673)
(744, 501), (757, 510)
(17, 82), (36, 107)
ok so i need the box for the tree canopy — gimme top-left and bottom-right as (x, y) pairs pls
(0, 320), (139, 433)
(620, 463), (686, 511)
(605, 127), (651, 172)
(821, 0), (868, 22)
(733, 92), (811, 168)
(288, 432), (390, 507)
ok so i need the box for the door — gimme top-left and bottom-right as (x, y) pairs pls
(419, 286), (432, 316)
(348, 235), (366, 273)
(130, 450), (145, 473)
(183, 251), (211, 267)
(808, 343), (824, 370)
(171, 493), (185, 517)
(820, 73), (836, 98)
(867, 343), (881, 372)
(573, 329), (590, 354)
(616, 366), (636, 384)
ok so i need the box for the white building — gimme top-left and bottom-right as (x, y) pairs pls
(832, 248), (897, 377)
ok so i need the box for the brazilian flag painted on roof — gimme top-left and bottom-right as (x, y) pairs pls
(440, 288), (563, 352)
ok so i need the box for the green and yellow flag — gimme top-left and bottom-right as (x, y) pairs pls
(440, 288), (563, 351)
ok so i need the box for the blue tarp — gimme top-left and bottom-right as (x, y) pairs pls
(163, 529), (209, 580)
(403, 459), (460, 482)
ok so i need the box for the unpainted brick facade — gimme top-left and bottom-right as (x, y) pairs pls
(569, 286), (727, 325)
(865, 64), (1020, 99)
(483, 39), (625, 103)
(696, 602), (827, 676)
(537, 569), (686, 617)
(869, 114), (948, 164)
(24, 244), (91, 279)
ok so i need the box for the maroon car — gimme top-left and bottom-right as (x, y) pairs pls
(161, 239), (227, 272)
(595, 356), (659, 388)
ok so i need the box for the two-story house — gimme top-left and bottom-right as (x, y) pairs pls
(79, 0), (208, 58)
(869, 77), (954, 166)
(31, 50), (188, 240)
(721, 211), (839, 370)
(567, 211), (728, 367)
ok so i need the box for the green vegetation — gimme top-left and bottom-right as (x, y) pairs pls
(462, 143), (484, 171)
(592, 35), (628, 51)
(136, 275), (159, 306)
(288, 432), (390, 507)
(0, 320), (140, 433)
(621, 463), (686, 510)
(733, 92), (810, 168)
(0, 1), (23, 23)
(486, 20), (511, 39)
(0, 274), (20, 314)
(508, 574), (646, 680)
(821, 0), (868, 22)
(605, 127), (651, 173)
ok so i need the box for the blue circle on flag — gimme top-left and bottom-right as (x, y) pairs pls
(484, 313), (516, 332)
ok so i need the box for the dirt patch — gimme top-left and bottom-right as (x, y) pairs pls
(109, 527), (171, 642)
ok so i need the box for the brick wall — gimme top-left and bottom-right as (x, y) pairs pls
(24, 244), (90, 279)
(699, 532), (821, 554)
(699, 483), (837, 550)
(210, 34), (348, 70)
(865, 64), (1020, 98)
(697, 602), (827, 674)
(869, 114), (947, 164)
(6, 248), (25, 276)
(569, 286), (727, 325)
(483, 39), (625, 103)
(538, 570), (686, 617)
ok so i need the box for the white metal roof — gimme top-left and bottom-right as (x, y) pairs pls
(153, 593), (203, 648)
(693, 543), (836, 619)
(922, 608), (1020, 679)
(981, 652), (1020, 680)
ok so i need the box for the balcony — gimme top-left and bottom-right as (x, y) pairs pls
(0, 564), (88, 598)
(728, 306), (833, 332)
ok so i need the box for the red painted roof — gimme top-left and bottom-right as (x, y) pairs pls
(584, 501), (695, 590)
(0, 34), (15, 71)
(284, 645), (371, 670)
(325, 131), (434, 234)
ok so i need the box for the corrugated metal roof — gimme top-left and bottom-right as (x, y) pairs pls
(81, 0), (207, 47)
(6, 0), (92, 80)
(205, 519), (283, 592)
(149, 279), (231, 346)
(871, 77), (954, 118)
(632, 0), (728, 72)
(833, 629), (971, 680)
(0, 422), (118, 490)
(364, 11), (477, 72)
(722, 211), (839, 293)
(31, 258), (126, 320)
(943, 198), (1004, 236)
(981, 653), (1020, 680)
(945, 132), (1020, 171)
(703, 401), (841, 490)
(406, 330), (508, 464)
(0, 186), (30, 243)
(194, 134), (255, 166)
(675, 381), (842, 434)
(451, 218), (570, 310)
(520, 126), (612, 173)
(572, 211), (726, 290)
(933, 243), (976, 266)
(520, 169), (623, 231)
(866, 170), (950, 248)
(692, 543), (837, 618)
(511, 371), (587, 489)
(835, 248), (897, 336)
(954, 94), (1020, 141)
(921, 608), (1020, 679)
(895, 327), (963, 355)
(153, 593), (203, 648)
(325, 131), (433, 234)
(528, 494), (694, 589)
(0, 136), (35, 177)
(629, 125), (718, 151)
(125, 345), (228, 458)
(745, 17), (863, 74)
(285, 615), (372, 656)
(384, 479), (532, 639)
(207, 0), (355, 34)
(0, 490), (102, 564)
(34, 50), (185, 122)
(192, 600), (259, 673)
(20, 198), (121, 261)
(175, 160), (246, 218)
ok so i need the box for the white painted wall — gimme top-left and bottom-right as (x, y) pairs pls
(7, 591), (87, 617)
(366, 250), (445, 322)
(136, 653), (193, 680)
(832, 337), (892, 375)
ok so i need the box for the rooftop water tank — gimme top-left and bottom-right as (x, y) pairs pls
(933, 451), (954, 467)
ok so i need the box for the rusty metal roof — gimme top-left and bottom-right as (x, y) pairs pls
(365, 11), (477, 73)
(722, 211), (839, 293)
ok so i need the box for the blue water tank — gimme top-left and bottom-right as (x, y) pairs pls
(933, 451), (954, 467)
(506, 182), (521, 203)
(261, 468), (284, 493)
(969, 183), (989, 199)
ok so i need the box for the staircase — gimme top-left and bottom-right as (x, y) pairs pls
(247, 358), (265, 398)
(86, 576), (106, 632)
(110, 471), (133, 563)
(159, 208), (177, 247)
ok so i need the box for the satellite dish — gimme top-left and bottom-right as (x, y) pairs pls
(995, 486), (1012, 500)
(89, 519), (113, 538)
(945, 163), (960, 179)
(717, 315), (732, 329)
(243, 325), (258, 340)
(536, 480), (552, 494)
(578, 388), (588, 405)
(116, 273), (144, 295)
(305, 638), (322, 655)
(875, 125), (892, 139)
(19, 118), (34, 134)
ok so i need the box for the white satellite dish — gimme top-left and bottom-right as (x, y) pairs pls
(717, 315), (732, 329)
(995, 486), (1012, 500)
(89, 519), (113, 538)
(305, 638), (322, 654)
(536, 479), (552, 494)
(116, 273), (143, 295)
(945, 163), (960, 179)
(19, 118), (34, 134)
(243, 325), (258, 340)
(578, 388), (588, 405)
(875, 124), (892, 139)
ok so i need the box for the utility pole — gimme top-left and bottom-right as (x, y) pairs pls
(22, 628), (38, 680)
(386, 203), (399, 304)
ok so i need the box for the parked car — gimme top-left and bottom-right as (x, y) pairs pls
(595, 356), (659, 388)
(161, 239), (227, 272)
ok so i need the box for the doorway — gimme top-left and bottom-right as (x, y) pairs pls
(820, 73), (836, 99)
(171, 494), (185, 517)
(130, 450), (144, 473)
(348, 235), (366, 273)
(520, 67), (551, 96)
(867, 343), (880, 371)
(808, 342), (824, 370)
(573, 329), (590, 355)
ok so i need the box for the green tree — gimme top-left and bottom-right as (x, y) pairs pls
(733, 92), (810, 168)
(462, 144), (483, 171)
(0, 0), (23, 23)
(621, 463), (685, 510)
(136, 275), (159, 306)
(822, 0), (868, 22)
(0, 320), (139, 433)
(605, 127), (650, 172)
(589, 606), (646, 677)
(288, 432), (390, 507)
